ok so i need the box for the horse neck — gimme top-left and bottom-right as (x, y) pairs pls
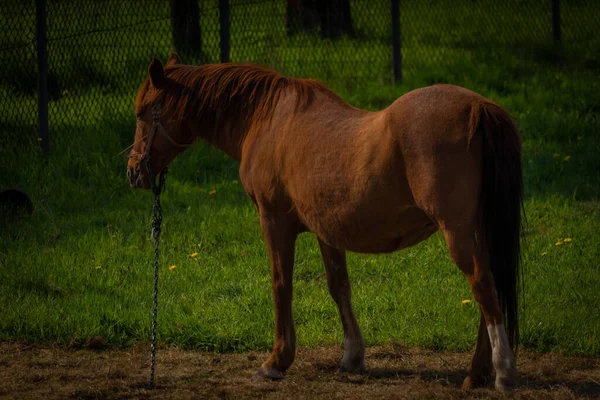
(192, 91), (285, 163)
(170, 100), (247, 162)
(188, 77), (331, 163)
(202, 116), (248, 162)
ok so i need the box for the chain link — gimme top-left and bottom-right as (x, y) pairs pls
(148, 187), (162, 389)
(147, 160), (167, 389)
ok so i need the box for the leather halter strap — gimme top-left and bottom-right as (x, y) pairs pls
(140, 99), (194, 194)
(141, 100), (193, 161)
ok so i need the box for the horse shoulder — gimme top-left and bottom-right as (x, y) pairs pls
(238, 116), (295, 213)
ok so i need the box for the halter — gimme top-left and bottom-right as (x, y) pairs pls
(140, 99), (193, 195)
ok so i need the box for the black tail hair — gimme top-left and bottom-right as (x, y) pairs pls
(471, 101), (524, 352)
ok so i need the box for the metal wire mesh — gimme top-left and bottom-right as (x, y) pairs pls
(0, 0), (598, 157)
(1, 1), (39, 155)
(400, 0), (600, 76)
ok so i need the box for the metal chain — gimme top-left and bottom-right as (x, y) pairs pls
(144, 98), (169, 389)
(147, 161), (167, 389)
(148, 189), (162, 389)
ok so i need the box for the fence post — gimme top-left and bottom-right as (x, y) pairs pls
(219, 0), (230, 63)
(552, 0), (561, 45)
(36, 0), (49, 155)
(170, 0), (203, 62)
(391, 0), (402, 83)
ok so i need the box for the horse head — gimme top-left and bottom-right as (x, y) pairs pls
(127, 52), (191, 190)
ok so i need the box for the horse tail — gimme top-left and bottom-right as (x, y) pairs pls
(469, 100), (523, 352)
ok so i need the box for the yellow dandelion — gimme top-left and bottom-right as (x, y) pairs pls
(190, 252), (198, 257)
(541, 251), (548, 256)
(461, 299), (471, 304)
(169, 265), (176, 271)
(95, 266), (102, 269)
(182, 295), (188, 300)
(563, 155), (571, 161)
(209, 190), (216, 195)
(37, 137), (42, 142)
(232, 180), (239, 184)
(553, 153), (560, 158)
(555, 241), (563, 246)
(563, 238), (572, 243)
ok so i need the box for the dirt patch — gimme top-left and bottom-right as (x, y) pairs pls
(1, 341), (598, 399)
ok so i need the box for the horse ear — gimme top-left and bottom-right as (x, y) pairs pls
(167, 52), (182, 66)
(148, 57), (165, 87)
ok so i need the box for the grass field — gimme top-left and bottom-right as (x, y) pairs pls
(1, 1), (599, 359)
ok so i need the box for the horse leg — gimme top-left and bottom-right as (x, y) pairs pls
(256, 213), (298, 379)
(318, 239), (365, 373)
(462, 312), (493, 389)
(442, 228), (517, 392)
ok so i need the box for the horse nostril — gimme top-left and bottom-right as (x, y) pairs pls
(127, 167), (138, 186)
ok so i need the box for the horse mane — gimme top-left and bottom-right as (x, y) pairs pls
(137, 63), (343, 133)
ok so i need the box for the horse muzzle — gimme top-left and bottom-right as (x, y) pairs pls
(127, 166), (152, 190)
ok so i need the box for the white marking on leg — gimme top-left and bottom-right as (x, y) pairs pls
(487, 324), (516, 389)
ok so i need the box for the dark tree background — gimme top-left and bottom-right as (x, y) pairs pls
(286, 0), (355, 39)
(170, 0), (203, 61)
(170, 0), (355, 65)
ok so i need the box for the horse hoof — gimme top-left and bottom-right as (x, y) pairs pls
(462, 376), (474, 390)
(495, 375), (516, 393)
(256, 366), (285, 380)
(339, 363), (366, 374)
(462, 375), (490, 389)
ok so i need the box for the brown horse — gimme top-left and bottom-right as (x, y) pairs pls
(128, 53), (523, 391)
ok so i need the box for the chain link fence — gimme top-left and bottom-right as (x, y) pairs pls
(1, 0), (598, 157)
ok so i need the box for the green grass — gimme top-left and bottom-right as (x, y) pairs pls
(1, 1), (599, 357)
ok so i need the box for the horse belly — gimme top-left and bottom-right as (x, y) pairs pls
(301, 200), (437, 254)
